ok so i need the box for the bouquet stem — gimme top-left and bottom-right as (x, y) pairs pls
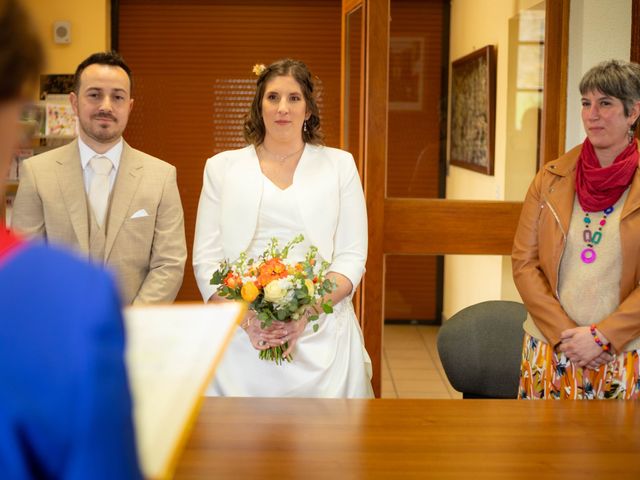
(259, 344), (293, 364)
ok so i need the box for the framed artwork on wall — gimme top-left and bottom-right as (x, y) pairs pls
(449, 45), (496, 175)
(389, 37), (424, 111)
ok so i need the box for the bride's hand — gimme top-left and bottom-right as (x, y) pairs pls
(282, 315), (309, 358)
(241, 312), (271, 351)
(267, 315), (309, 359)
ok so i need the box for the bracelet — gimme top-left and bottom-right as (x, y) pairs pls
(241, 317), (251, 330)
(590, 324), (610, 352)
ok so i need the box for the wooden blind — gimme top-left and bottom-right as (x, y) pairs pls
(385, 0), (446, 321)
(119, 0), (341, 301)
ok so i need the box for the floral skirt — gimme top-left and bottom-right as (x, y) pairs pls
(518, 333), (640, 399)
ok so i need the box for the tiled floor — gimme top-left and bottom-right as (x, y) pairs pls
(381, 324), (462, 399)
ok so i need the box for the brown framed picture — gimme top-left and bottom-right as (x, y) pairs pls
(449, 45), (496, 175)
(389, 37), (424, 111)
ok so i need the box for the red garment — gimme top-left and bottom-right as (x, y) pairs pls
(0, 226), (23, 264)
(576, 138), (639, 212)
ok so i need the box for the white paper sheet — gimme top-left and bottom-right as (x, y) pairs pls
(124, 302), (243, 479)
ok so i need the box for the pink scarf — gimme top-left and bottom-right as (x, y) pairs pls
(576, 138), (639, 212)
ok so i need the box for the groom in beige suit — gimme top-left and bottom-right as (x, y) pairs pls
(12, 51), (186, 304)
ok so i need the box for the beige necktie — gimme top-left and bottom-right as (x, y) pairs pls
(88, 155), (113, 228)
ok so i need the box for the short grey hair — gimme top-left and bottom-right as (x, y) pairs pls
(579, 59), (640, 129)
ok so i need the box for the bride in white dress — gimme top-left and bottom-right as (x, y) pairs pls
(193, 59), (373, 398)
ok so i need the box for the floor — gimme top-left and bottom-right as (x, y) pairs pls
(381, 324), (462, 399)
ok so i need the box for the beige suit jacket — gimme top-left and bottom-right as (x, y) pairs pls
(12, 139), (187, 305)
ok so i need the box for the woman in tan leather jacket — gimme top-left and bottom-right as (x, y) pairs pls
(512, 59), (640, 399)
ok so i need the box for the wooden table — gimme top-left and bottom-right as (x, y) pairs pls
(173, 398), (640, 479)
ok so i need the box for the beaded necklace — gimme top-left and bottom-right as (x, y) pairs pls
(580, 205), (613, 264)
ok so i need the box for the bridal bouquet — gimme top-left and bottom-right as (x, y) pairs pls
(211, 235), (336, 364)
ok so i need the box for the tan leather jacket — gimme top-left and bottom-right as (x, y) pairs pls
(512, 143), (640, 352)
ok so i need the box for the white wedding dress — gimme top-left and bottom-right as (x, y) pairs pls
(206, 176), (373, 398)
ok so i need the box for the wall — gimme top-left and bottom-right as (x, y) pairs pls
(22, 0), (109, 74)
(565, 0), (632, 150)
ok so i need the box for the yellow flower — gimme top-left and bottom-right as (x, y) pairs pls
(304, 279), (315, 297)
(252, 63), (266, 76)
(264, 280), (287, 303)
(241, 282), (259, 302)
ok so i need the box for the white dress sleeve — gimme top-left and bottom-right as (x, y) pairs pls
(192, 154), (227, 302)
(328, 152), (368, 290)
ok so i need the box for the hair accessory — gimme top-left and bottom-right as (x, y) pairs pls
(303, 120), (308, 133)
(580, 205), (613, 264)
(252, 63), (266, 76)
(590, 324), (611, 352)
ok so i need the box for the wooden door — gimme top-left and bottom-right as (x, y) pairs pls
(346, 0), (570, 396)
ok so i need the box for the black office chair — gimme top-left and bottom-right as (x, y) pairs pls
(437, 300), (527, 399)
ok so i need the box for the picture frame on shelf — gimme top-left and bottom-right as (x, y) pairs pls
(39, 74), (74, 99)
(40, 74), (77, 140)
(449, 45), (497, 175)
(45, 99), (76, 137)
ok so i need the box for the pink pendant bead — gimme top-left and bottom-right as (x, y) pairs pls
(581, 248), (596, 264)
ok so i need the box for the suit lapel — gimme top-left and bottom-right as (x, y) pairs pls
(56, 140), (90, 253)
(105, 142), (143, 260)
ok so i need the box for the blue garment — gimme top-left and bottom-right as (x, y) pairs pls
(0, 243), (141, 479)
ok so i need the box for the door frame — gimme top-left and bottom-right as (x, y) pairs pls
(355, 0), (570, 396)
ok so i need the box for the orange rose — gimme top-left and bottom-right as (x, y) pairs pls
(224, 271), (242, 289)
(241, 281), (260, 302)
(257, 258), (289, 285)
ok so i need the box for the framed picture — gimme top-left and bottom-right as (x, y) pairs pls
(449, 45), (496, 175)
(389, 37), (424, 111)
(39, 74), (74, 99)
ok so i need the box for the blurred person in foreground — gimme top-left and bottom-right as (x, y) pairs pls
(513, 59), (640, 399)
(0, 0), (142, 477)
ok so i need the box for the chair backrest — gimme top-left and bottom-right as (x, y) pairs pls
(437, 300), (527, 399)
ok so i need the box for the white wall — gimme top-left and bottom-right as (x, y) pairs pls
(565, 0), (632, 150)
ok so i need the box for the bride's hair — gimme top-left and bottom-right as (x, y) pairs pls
(244, 58), (324, 146)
